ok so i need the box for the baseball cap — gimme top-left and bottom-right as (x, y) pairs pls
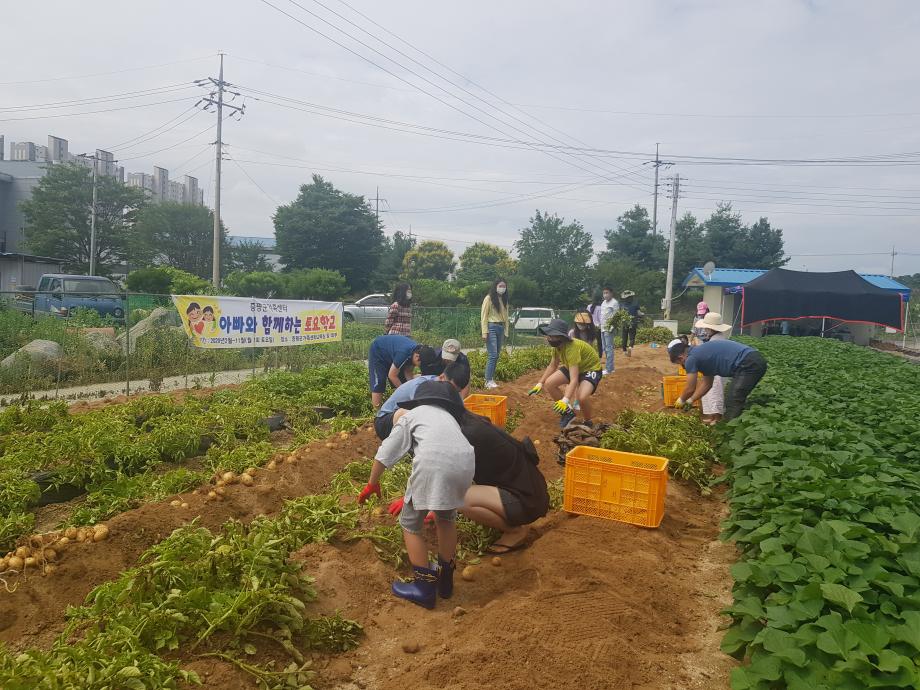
(440, 338), (462, 361)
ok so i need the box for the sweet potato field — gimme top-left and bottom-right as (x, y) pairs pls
(721, 337), (920, 688)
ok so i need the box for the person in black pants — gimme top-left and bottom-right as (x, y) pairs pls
(586, 292), (604, 358)
(668, 338), (768, 422)
(620, 290), (642, 357)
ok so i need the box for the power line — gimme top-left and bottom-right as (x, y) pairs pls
(104, 105), (201, 151)
(507, 103), (920, 119)
(255, 0), (651, 192)
(0, 83), (198, 112)
(0, 95), (197, 123)
(107, 108), (206, 154)
(226, 154), (280, 204)
(0, 55), (212, 86)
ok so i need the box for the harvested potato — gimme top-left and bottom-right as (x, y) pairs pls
(8, 556), (24, 572)
(57, 537), (70, 547)
(43, 564), (56, 576)
(24, 556), (37, 568)
(222, 471), (237, 484)
(170, 500), (182, 507)
(216, 479), (226, 488)
(491, 556), (502, 567)
(207, 490), (218, 500)
(267, 461), (278, 470)
(461, 566), (476, 581)
(15, 546), (30, 559)
(325, 442), (334, 449)
(64, 527), (78, 540)
(42, 548), (57, 562)
(180, 502), (189, 509)
(93, 525), (110, 542)
(372, 507), (384, 517)
(245, 467), (258, 476)
(534, 439), (541, 445)
(240, 473), (254, 486)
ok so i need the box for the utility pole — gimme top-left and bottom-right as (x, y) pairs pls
(663, 174), (680, 319)
(200, 53), (244, 287)
(890, 245), (897, 278)
(372, 187), (387, 228)
(649, 144), (673, 236)
(651, 143), (660, 236)
(89, 156), (98, 276)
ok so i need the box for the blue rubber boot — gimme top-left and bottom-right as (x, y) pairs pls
(437, 556), (455, 599)
(392, 565), (438, 609)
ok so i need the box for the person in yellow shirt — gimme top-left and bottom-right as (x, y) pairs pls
(480, 278), (510, 389)
(529, 319), (603, 429)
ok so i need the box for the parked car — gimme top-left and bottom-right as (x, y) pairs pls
(512, 307), (557, 332)
(11, 274), (126, 320)
(343, 293), (391, 324)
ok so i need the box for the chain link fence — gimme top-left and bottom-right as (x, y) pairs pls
(0, 292), (552, 402)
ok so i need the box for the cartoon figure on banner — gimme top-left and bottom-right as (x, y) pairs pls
(202, 305), (218, 335)
(186, 302), (205, 335)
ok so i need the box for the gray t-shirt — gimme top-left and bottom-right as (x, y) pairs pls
(375, 405), (475, 510)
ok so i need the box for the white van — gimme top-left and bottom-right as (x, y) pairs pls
(512, 307), (557, 332)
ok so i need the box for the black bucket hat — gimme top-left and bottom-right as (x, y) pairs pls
(538, 318), (572, 339)
(397, 380), (466, 419)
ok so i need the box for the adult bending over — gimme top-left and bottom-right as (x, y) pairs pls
(667, 337), (767, 422)
(367, 334), (438, 408)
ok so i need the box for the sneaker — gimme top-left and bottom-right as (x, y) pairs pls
(485, 380), (499, 389)
(559, 410), (577, 429)
(627, 347), (633, 358)
(602, 370), (611, 377)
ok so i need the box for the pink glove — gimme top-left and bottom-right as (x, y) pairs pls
(387, 496), (405, 516)
(357, 483), (381, 504)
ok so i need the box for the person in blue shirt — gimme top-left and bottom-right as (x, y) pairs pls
(667, 338), (767, 422)
(368, 335), (439, 408)
(373, 357), (464, 439)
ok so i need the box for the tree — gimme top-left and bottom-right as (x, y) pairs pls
(281, 268), (347, 300)
(594, 257), (666, 313)
(21, 163), (148, 274)
(601, 205), (667, 270)
(224, 271), (284, 298)
(230, 239), (273, 273)
(674, 212), (709, 282)
(515, 210), (594, 307)
(402, 240), (455, 280)
(372, 230), (416, 290)
(745, 217), (787, 269)
(132, 202), (229, 278)
(125, 266), (214, 295)
(411, 278), (462, 307)
(508, 275), (540, 305)
(274, 175), (384, 291)
(454, 242), (516, 286)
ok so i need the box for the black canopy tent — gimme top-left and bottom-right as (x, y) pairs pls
(740, 268), (904, 331)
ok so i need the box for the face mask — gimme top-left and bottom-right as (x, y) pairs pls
(547, 337), (564, 348)
(405, 292), (412, 300)
(496, 286), (507, 295)
(577, 324), (587, 330)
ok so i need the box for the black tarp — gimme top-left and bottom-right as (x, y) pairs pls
(741, 268), (904, 330)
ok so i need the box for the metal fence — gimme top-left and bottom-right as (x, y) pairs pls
(0, 292), (555, 402)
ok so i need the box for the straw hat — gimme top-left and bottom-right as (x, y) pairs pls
(574, 312), (592, 325)
(694, 312), (732, 333)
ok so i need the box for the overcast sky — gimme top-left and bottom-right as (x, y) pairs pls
(3, 0), (919, 276)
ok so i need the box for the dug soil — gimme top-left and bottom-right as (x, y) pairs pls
(0, 345), (736, 689)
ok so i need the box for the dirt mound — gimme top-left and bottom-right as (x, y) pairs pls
(1, 345), (735, 689)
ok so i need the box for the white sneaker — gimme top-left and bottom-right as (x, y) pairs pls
(485, 380), (499, 389)
(602, 371), (610, 377)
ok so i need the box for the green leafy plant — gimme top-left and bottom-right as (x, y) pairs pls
(720, 337), (920, 689)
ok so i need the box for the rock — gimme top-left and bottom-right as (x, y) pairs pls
(83, 331), (120, 355)
(1, 340), (63, 369)
(401, 641), (420, 654)
(117, 307), (182, 353)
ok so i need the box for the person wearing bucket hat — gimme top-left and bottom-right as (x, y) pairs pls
(530, 318), (603, 429)
(694, 312), (731, 423)
(667, 329), (767, 423)
(620, 290), (644, 358)
(359, 380), (475, 609)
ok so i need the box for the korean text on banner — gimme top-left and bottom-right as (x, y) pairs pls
(171, 295), (343, 349)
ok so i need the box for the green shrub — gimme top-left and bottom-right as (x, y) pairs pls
(636, 326), (675, 344)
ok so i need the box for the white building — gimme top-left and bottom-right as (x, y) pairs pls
(47, 135), (68, 163)
(167, 180), (185, 203)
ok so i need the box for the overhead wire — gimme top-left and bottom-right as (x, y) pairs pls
(255, 0), (652, 193)
(0, 83), (198, 112)
(0, 95), (197, 123)
(0, 55), (212, 86)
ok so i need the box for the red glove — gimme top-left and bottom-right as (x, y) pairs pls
(424, 511), (436, 524)
(357, 483), (381, 504)
(387, 496), (405, 516)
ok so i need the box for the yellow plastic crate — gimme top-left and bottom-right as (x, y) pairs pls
(662, 375), (701, 408)
(464, 394), (507, 427)
(563, 446), (668, 528)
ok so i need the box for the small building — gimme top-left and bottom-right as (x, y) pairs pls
(0, 252), (65, 292)
(682, 267), (911, 345)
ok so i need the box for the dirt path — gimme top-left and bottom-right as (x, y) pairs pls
(0, 345), (735, 689)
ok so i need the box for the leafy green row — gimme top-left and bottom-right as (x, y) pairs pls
(720, 337), (920, 689)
